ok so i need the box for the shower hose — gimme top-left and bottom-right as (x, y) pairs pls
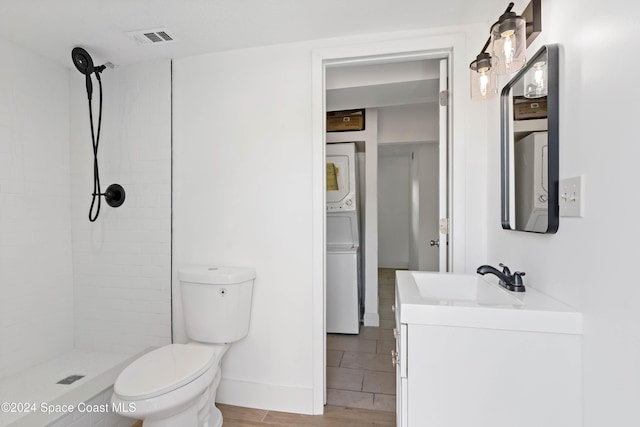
(87, 72), (103, 222)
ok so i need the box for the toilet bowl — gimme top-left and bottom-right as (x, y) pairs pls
(112, 343), (228, 427)
(111, 266), (255, 427)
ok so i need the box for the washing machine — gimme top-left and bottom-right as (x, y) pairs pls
(326, 143), (361, 334)
(326, 244), (360, 334)
(515, 131), (548, 232)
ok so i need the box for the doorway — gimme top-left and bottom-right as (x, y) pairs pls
(325, 58), (449, 331)
(311, 34), (466, 414)
(322, 55), (450, 411)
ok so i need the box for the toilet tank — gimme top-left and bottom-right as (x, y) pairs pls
(178, 266), (255, 344)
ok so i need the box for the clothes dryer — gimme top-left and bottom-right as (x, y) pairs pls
(326, 143), (361, 333)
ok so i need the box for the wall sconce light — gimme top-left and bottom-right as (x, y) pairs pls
(470, 51), (497, 100)
(491, 7), (526, 74)
(469, 0), (541, 101)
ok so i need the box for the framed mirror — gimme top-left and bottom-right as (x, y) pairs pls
(501, 44), (559, 233)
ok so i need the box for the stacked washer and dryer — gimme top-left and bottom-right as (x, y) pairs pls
(326, 143), (361, 334)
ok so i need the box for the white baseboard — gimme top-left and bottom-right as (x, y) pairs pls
(363, 312), (380, 327)
(217, 378), (314, 415)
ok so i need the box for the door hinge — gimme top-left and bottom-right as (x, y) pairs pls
(439, 218), (449, 235)
(439, 90), (449, 106)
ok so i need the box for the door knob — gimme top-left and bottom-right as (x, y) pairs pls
(430, 239), (440, 247)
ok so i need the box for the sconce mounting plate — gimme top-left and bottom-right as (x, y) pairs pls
(523, 0), (542, 47)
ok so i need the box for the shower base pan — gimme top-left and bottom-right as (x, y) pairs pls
(0, 349), (150, 427)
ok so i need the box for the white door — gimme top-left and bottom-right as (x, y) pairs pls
(438, 58), (450, 272)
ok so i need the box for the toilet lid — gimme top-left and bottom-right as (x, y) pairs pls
(114, 344), (223, 400)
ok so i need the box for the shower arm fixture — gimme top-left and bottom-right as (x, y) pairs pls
(94, 184), (126, 208)
(71, 47), (125, 222)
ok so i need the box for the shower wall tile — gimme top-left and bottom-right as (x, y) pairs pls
(69, 60), (172, 355)
(0, 38), (74, 380)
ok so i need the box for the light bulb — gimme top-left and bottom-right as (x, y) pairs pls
(479, 72), (489, 97)
(501, 31), (515, 71)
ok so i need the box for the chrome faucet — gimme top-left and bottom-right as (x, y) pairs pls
(476, 263), (526, 292)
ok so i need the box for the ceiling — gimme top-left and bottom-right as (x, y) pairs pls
(326, 59), (441, 110)
(327, 79), (440, 111)
(0, 0), (509, 69)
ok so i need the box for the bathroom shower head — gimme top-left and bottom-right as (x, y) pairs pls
(73, 47), (122, 221)
(71, 47), (95, 75)
(72, 47), (96, 100)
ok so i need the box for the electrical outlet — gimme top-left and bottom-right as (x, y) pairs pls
(559, 176), (584, 217)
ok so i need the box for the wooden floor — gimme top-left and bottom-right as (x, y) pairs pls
(326, 268), (397, 411)
(219, 403), (395, 426)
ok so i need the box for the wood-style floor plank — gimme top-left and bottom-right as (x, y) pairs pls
(219, 404), (395, 426)
(218, 403), (269, 423)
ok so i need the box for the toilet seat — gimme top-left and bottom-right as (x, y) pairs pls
(114, 344), (225, 400)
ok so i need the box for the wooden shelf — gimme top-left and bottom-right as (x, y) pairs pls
(514, 119), (547, 140)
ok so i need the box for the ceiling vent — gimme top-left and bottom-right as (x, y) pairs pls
(126, 28), (175, 45)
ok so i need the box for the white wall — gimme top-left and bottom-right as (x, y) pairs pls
(173, 24), (488, 414)
(0, 38), (73, 379)
(173, 42), (317, 412)
(485, 1), (640, 425)
(378, 103), (439, 144)
(378, 153), (410, 268)
(69, 60), (172, 355)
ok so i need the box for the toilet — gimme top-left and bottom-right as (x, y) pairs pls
(111, 265), (255, 427)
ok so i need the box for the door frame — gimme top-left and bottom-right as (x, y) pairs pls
(438, 57), (451, 272)
(311, 33), (467, 414)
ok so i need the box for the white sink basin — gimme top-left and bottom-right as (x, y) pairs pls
(396, 271), (582, 334)
(412, 273), (522, 307)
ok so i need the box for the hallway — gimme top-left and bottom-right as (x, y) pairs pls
(326, 268), (398, 412)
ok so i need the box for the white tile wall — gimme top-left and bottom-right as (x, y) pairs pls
(0, 38), (74, 379)
(69, 59), (172, 354)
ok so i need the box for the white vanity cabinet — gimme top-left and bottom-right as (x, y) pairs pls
(393, 304), (408, 426)
(394, 271), (583, 427)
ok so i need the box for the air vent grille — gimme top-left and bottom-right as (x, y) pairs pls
(157, 31), (173, 41)
(126, 28), (176, 45)
(144, 32), (162, 43)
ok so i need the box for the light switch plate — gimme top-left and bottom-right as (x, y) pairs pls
(559, 175), (584, 217)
